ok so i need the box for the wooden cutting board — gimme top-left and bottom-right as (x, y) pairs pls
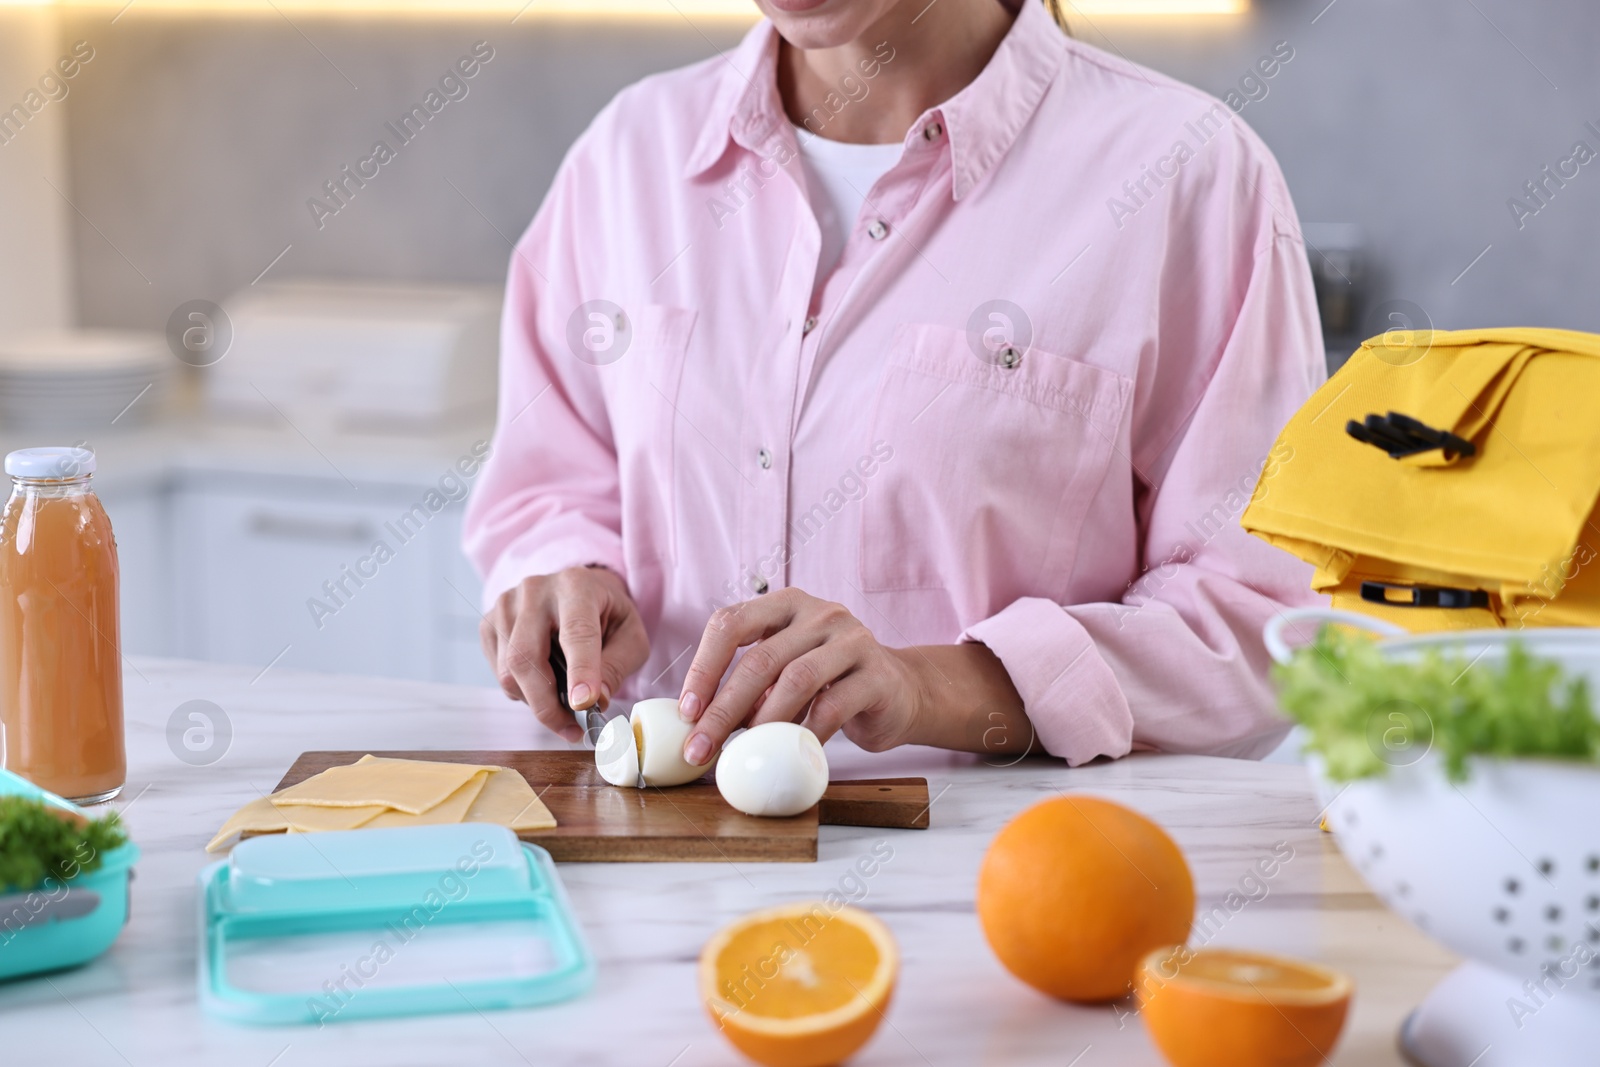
(271, 750), (930, 863)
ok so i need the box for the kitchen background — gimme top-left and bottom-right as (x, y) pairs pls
(0, 0), (1596, 687)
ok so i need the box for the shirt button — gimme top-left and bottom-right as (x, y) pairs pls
(757, 448), (772, 470)
(802, 316), (818, 335)
(752, 577), (769, 595)
(998, 345), (1023, 369)
(923, 122), (944, 142)
(867, 220), (889, 241)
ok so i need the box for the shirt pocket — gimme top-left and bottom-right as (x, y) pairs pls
(859, 323), (1132, 599)
(612, 304), (697, 565)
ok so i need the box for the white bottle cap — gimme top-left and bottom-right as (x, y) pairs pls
(5, 447), (97, 479)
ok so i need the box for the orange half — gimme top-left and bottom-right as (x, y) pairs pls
(1136, 947), (1353, 1067)
(699, 902), (897, 1067)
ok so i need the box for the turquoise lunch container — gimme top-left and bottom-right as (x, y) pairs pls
(0, 768), (140, 981)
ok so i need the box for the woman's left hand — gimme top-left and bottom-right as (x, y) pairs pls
(675, 588), (923, 764)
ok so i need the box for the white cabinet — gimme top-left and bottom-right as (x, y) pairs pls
(56, 420), (502, 687)
(99, 481), (172, 658)
(168, 476), (491, 684)
(433, 506), (497, 688)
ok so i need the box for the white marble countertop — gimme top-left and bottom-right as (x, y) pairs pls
(0, 658), (1456, 1066)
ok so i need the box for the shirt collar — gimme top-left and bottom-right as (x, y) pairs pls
(683, 21), (789, 178)
(684, 0), (1066, 200)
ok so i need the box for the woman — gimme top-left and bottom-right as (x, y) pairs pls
(464, 0), (1323, 768)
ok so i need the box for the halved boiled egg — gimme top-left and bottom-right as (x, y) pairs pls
(594, 715), (640, 787)
(594, 697), (718, 789)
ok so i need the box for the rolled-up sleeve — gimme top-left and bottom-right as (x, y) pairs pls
(964, 220), (1325, 765)
(463, 135), (627, 608)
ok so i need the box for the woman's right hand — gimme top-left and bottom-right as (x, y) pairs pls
(480, 565), (650, 742)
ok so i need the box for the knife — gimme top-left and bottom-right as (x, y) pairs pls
(549, 635), (607, 746)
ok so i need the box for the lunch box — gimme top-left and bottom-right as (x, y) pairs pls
(197, 822), (595, 1024)
(0, 768), (140, 981)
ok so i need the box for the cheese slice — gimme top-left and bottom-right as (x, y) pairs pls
(274, 802), (388, 833)
(364, 769), (489, 828)
(270, 756), (492, 814)
(205, 796), (290, 853)
(206, 758), (558, 852)
(463, 767), (558, 832)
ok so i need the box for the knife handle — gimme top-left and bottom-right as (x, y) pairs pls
(548, 635), (572, 715)
(551, 636), (609, 745)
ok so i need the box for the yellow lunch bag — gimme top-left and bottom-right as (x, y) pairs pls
(1242, 327), (1600, 633)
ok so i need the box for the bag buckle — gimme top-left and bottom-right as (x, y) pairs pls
(1359, 581), (1489, 609)
(1345, 411), (1477, 460)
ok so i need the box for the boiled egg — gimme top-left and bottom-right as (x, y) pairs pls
(715, 721), (830, 817)
(594, 697), (718, 789)
(594, 715), (640, 787)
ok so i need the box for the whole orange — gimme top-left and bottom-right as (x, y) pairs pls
(977, 795), (1194, 1002)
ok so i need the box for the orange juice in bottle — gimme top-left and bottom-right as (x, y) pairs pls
(0, 447), (126, 803)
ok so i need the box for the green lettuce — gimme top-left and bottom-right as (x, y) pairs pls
(1273, 625), (1600, 782)
(0, 797), (127, 893)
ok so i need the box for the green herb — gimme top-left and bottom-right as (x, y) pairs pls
(1273, 625), (1600, 782)
(0, 796), (127, 893)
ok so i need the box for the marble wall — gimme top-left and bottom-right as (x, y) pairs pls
(29, 0), (1600, 336)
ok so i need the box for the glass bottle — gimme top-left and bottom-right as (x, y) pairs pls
(0, 447), (126, 803)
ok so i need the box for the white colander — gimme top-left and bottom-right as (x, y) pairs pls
(1264, 608), (1600, 1067)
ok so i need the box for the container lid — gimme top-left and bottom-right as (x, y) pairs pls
(5, 447), (96, 478)
(198, 823), (595, 1024)
(221, 824), (534, 913)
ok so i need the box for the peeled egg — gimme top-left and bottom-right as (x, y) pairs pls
(594, 715), (640, 787)
(594, 697), (718, 789)
(715, 721), (830, 818)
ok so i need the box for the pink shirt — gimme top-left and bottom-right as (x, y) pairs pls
(464, 0), (1325, 766)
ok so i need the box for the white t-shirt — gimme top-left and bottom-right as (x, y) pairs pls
(793, 126), (903, 280)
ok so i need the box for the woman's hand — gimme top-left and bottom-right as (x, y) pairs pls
(675, 587), (1036, 764)
(480, 565), (649, 743)
(675, 588), (920, 763)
